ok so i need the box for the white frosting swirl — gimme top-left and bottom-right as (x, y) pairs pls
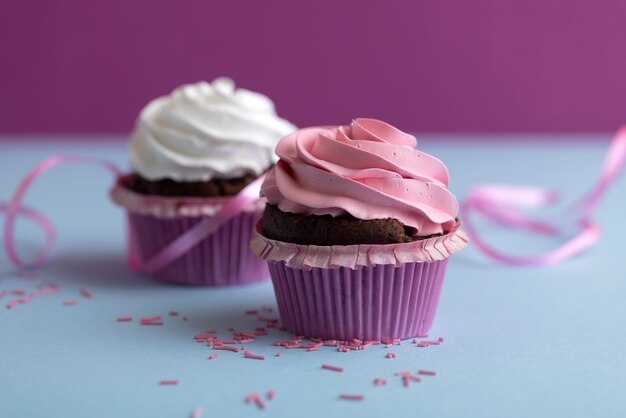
(129, 77), (296, 181)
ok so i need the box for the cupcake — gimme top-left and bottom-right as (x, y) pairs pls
(111, 77), (296, 286)
(251, 118), (468, 340)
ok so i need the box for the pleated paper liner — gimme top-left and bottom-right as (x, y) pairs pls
(251, 220), (468, 340)
(110, 175), (269, 286)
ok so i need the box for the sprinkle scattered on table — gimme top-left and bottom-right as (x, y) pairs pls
(322, 364), (344, 372)
(419, 369), (437, 376)
(339, 394), (364, 401)
(244, 350), (265, 360)
(159, 379), (179, 385)
(140, 316), (164, 326)
(245, 392), (266, 410)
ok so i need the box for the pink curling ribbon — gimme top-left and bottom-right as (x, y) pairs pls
(1, 154), (265, 273)
(2, 156), (122, 269)
(462, 127), (626, 266)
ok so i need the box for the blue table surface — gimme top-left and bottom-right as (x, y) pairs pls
(1, 136), (625, 418)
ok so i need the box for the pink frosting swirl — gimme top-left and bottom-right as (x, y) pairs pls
(262, 118), (458, 236)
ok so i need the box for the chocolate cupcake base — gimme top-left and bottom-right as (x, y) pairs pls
(125, 173), (258, 197)
(262, 204), (440, 246)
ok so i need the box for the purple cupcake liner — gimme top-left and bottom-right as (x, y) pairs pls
(268, 258), (449, 341)
(127, 210), (269, 286)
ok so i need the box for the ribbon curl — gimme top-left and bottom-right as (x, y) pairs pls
(462, 127), (626, 266)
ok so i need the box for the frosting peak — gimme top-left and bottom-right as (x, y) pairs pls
(129, 77), (296, 181)
(262, 119), (458, 236)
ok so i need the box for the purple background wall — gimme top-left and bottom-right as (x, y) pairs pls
(1, 1), (626, 135)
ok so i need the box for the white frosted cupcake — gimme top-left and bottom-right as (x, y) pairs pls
(111, 77), (296, 286)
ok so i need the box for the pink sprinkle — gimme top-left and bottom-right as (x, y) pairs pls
(6, 297), (32, 309)
(339, 394), (364, 401)
(213, 345), (240, 353)
(322, 364), (344, 373)
(412, 339), (417, 344)
(208, 354), (218, 360)
(140, 315), (163, 325)
(117, 316), (132, 322)
(386, 352), (396, 359)
(220, 339), (238, 344)
(239, 338), (255, 344)
(394, 371), (410, 377)
(169, 310), (179, 316)
(141, 319), (164, 326)
(307, 342), (323, 351)
(245, 392), (266, 409)
(191, 405), (204, 418)
(417, 342), (429, 348)
(254, 397), (266, 409)
(244, 351), (265, 360)
(11, 289), (26, 296)
(418, 369), (437, 376)
(439, 337), (445, 343)
(410, 375), (422, 383)
(159, 379), (179, 385)
(424, 340), (441, 345)
(374, 378), (387, 386)
(80, 289), (92, 299)
(276, 351), (283, 357)
(267, 390), (277, 400)
(418, 333), (429, 338)
(245, 309), (258, 315)
(63, 300), (77, 306)
(257, 315), (278, 323)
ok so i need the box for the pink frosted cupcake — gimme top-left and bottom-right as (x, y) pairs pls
(111, 78), (296, 286)
(251, 119), (468, 339)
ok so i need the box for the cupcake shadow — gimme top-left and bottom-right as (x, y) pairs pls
(44, 249), (155, 290)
